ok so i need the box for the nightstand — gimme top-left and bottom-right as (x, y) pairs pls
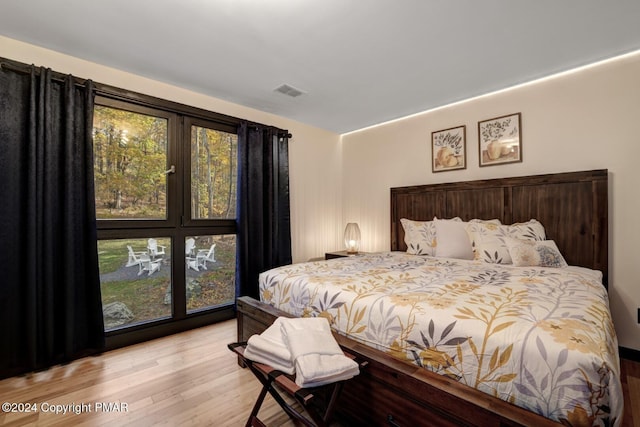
(325, 250), (365, 260)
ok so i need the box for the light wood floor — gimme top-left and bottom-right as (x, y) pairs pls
(0, 320), (638, 426)
(0, 319), (296, 427)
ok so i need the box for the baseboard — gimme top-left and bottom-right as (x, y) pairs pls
(619, 346), (640, 362)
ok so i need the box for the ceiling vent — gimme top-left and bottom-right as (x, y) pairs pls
(274, 84), (305, 97)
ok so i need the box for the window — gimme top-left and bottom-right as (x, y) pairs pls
(99, 237), (172, 329)
(185, 234), (236, 313)
(93, 105), (169, 220)
(189, 124), (237, 220)
(93, 94), (239, 347)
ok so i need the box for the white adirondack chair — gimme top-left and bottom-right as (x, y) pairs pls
(147, 238), (166, 259)
(196, 244), (216, 270)
(185, 238), (199, 271)
(126, 245), (161, 276)
(139, 256), (161, 276)
(126, 245), (147, 267)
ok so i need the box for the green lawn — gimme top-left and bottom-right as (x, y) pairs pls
(98, 239), (132, 274)
(98, 236), (236, 329)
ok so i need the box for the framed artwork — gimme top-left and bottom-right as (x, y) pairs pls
(431, 125), (466, 172)
(478, 113), (522, 167)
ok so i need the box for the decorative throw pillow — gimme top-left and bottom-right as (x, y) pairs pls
(400, 217), (462, 256)
(434, 218), (474, 260)
(506, 238), (568, 268)
(467, 219), (546, 264)
(401, 218), (437, 256)
(465, 219), (502, 241)
(508, 219), (546, 242)
(465, 219), (504, 263)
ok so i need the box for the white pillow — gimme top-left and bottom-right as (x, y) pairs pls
(506, 238), (568, 268)
(434, 218), (474, 260)
(467, 219), (546, 264)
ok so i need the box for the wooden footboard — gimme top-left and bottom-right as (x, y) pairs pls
(236, 296), (560, 427)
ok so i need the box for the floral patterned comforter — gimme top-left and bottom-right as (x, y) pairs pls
(259, 252), (622, 426)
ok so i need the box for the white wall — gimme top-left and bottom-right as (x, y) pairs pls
(3, 36), (638, 351)
(341, 51), (640, 351)
(0, 36), (343, 263)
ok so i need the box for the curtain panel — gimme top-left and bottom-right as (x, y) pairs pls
(236, 122), (292, 299)
(0, 61), (104, 379)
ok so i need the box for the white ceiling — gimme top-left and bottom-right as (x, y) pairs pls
(1, 0), (640, 134)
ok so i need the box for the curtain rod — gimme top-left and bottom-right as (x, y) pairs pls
(2, 58), (293, 139)
(0, 61), (89, 88)
(246, 121), (292, 139)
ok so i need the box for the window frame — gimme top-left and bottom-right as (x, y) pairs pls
(93, 96), (180, 230)
(182, 116), (238, 229)
(93, 85), (242, 350)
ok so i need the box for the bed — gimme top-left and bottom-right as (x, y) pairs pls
(236, 169), (622, 427)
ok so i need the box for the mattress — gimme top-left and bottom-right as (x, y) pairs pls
(258, 251), (623, 426)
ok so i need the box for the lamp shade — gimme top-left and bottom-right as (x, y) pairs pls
(343, 223), (361, 253)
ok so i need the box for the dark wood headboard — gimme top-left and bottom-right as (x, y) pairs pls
(390, 169), (608, 285)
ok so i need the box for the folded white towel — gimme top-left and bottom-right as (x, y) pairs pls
(282, 318), (342, 359)
(280, 317), (359, 388)
(244, 318), (295, 375)
(292, 353), (361, 388)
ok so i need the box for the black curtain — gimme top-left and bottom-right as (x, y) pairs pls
(0, 61), (104, 379)
(236, 122), (292, 299)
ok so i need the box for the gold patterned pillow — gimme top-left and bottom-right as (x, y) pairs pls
(401, 218), (437, 255)
(467, 219), (545, 264)
(400, 217), (462, 256)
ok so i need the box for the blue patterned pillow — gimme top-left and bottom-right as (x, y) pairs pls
(506, 238), (567, 268)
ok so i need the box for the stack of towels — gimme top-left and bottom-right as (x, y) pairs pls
(243, 317), (360, 388)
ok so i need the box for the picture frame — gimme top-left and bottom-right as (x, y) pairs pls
(478, 113), (522, 167)
(431, 125), (466, 172)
